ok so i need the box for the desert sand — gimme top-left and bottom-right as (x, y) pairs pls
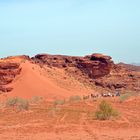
(0, 55), (140, 140)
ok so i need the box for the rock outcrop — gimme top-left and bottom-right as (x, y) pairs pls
(94, 64), (140, 91)
(32, 53), (140, 92)
(0, 62), (21, 92)
(78, 53), (113, 78)
(33, 53), (113, 79)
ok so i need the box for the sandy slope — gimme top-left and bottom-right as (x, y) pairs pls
(0, 97), (140, 140)
(6, 61), (93, 99)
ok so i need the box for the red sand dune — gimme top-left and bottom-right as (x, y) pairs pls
(7, 61), (93, 99)
(0, 53), (140, 99)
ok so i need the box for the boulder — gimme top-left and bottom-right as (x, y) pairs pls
(77, 53), (113, 78)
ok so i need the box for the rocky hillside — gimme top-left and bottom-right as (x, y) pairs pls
(32, 53), (140, 92)
(0, 53), (140, 95)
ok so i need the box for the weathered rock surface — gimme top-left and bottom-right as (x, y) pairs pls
(33, 53), (113, 79)
(94, 64), (140, 91)
(0, 62), (21, 92)
(78, 53), (113, 78)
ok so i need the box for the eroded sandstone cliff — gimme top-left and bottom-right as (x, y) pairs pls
(0, 62), (21, 92)
(33, 53), (113, 79)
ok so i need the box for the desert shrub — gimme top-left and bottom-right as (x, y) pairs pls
(69, 96), (81, 103)
(95, 100), (118, 120)
(54, 99), (65, 106)
(6, 97), (18, 107)
(20, 59), (26, 63)
(17, 98), (29, 111)
(30, 96), (44, 104)
(119, 93), (131, 103)
(6, 97), (29, 111)
(47, 106), (61, 117)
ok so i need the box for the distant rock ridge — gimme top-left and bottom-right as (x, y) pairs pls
(118, 62), (140, 72)
(131, 63), (140, 66)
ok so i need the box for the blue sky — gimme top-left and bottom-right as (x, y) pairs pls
(0, 0), (140, 63)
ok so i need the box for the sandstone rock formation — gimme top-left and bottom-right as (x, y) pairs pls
(94, 64), (140, 91)
(78, 53), (113, 78)
(0, 62), (21, 92)
(33, 53), (113, 79)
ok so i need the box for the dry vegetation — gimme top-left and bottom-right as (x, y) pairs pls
(95, 100), (119, 120)
(0, 94), (140, 139)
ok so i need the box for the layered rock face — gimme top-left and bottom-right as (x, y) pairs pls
(33, 53), (113, 79)
(78, 54), (113, 78)
(0, 62), (21, 92)
(94, 64), (140, 91)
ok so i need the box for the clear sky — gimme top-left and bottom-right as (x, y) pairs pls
(0, 0), (140, 63)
